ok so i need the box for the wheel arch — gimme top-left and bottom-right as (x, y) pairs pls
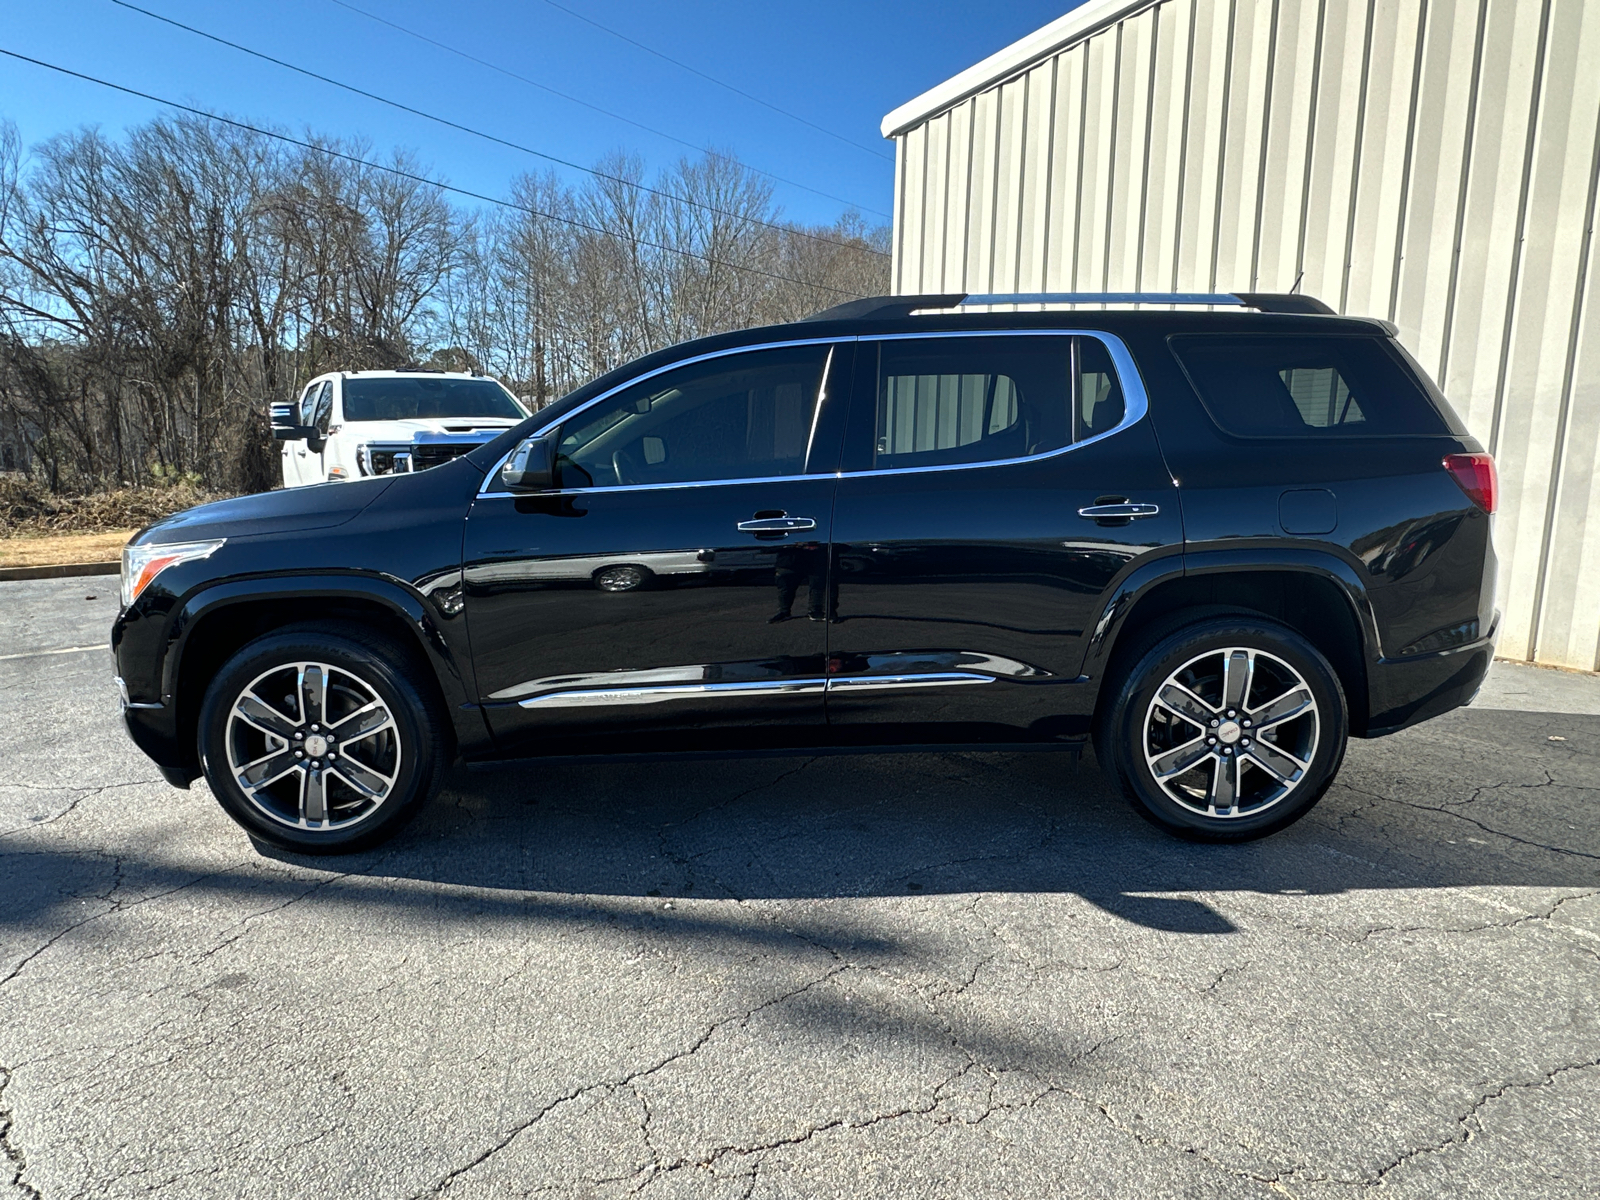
(1086, 551), (1378, 736)
(165, 575), (486, 779)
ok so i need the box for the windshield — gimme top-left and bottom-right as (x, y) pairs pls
(341, 377), (527, 422)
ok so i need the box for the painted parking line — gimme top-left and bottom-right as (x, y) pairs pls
(0, 644), (106, 662)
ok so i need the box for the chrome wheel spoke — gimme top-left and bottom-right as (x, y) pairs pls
(1208, 754), (1238, 815)
(234, 692), (298, 740)
(1221, 650), (1253, 710)
(299, 664), (327, 727)
(1244, 739), (1306, 783)
(1249, 686), (1314, 729)
(1150, 736), (1213, 779)
(330, 755), (393, 798)
(329, 700), (393, 742)
(238, 749), (299, 789)
(301, 767), (328, 822)
(1156, 683), (1216, 727)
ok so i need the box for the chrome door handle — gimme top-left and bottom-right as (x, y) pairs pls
(1078, 502), (1160, 520)
(737, 517), (817, 533)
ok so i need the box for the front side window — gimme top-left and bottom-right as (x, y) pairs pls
(865, 335), (1122, 470)
(1169, 335), (1451, 437)
(299, 382), (325, 426)
(554, 345), (833, 489)
(311, 385), (333, 436)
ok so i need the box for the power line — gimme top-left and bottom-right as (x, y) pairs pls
(0, 48), (870, 301)
(537, 0), (894, 164)
(324, 0), (890, 219)
(108, 0), (890, 260)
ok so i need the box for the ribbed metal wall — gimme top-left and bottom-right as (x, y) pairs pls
(888, 0), (1600, 670)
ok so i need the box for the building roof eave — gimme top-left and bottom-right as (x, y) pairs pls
(879, 0), (1163, 139)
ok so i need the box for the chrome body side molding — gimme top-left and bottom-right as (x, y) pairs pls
(515, 672), (996, 709)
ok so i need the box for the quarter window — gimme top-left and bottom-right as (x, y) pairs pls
(554, 345), (833, 488)
(1170, 335), (1449, 437)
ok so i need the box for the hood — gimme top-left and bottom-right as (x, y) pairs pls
(134, 476), (397, 544)
(343, 418), (523, 441)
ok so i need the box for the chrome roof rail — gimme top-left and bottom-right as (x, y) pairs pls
(804, 290), (1338, 321)
(956, 292), (1246, 307)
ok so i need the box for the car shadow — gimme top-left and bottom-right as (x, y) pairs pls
(4, 708), (1595, 941)
(319, 704), (1600, 929)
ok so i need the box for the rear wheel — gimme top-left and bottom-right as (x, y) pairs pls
(198, 624), (444, 853)
(1099, 618), (1347, 840)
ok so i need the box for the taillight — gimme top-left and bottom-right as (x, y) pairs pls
(1443, 452), (1497, 514)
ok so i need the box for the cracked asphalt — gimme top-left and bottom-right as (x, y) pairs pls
(3, 575), (1598, 1199)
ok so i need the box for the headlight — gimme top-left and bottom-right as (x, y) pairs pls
(356, 444), (411, 475)
(121, 539), (225, 608)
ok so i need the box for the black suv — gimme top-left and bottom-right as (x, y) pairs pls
(112, 292), (1498, 852)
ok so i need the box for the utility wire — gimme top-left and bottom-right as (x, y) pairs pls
(537, 0), (893, 163)
(324, 0), (889, 219)
(109, 0), (889, 259)
(0, 48), (869, 300)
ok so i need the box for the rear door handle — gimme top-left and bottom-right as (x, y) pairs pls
(737, 517), (817, 533)
(1078, 502), (1160, 520)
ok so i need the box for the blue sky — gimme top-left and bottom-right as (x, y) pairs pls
(0, 0), (1082, 228)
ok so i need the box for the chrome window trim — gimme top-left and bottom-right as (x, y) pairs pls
(514, 671), (997, 709)
(477, 329), (1149, 498)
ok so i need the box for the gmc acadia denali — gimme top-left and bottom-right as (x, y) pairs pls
(112, 292), (1498, 852)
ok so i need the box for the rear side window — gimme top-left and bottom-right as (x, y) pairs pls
(1169, 335), (1451, 437)
(866, 335), (1123, 470)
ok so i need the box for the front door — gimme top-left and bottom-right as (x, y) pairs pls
(464, 341), (851, 756)
(281, 381), (323, 487)
(826, 332), (1183, 741)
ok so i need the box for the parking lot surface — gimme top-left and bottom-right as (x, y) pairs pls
(3, 575), (1597, 1198)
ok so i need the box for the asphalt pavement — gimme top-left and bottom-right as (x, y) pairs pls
(2, 575), (1597, 1198)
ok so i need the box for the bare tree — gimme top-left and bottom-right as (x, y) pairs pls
(0, 113), (888, 494)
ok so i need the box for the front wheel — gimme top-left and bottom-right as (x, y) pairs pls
(198, 624), (445, 853)
(1098, 618), (1348, 841)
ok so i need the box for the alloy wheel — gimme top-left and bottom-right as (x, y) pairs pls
(1141, 646), (1320, 819)
(224, 661), (403, 831)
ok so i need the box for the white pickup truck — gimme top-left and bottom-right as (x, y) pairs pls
(271, 370), (530, 487)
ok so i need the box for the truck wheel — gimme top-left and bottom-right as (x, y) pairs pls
(1098, 618), (1347, 841)
(197, 624), (445, 853)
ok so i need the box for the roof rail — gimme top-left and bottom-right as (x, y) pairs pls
(800, 294), (968, 322)
(804, 291), (1339, 321)
(958, 291), (1243, 307)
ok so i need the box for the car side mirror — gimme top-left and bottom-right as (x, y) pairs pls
(272, 424), (319, 442)
(501, 434), (557, 492)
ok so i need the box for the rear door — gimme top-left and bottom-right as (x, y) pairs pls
(825, 331), (1183, 741)
(463, 340), (853, 756)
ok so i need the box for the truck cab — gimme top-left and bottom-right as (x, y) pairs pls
(275, 370), (529, 487)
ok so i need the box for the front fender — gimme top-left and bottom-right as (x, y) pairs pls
(162, 572), (487, 759)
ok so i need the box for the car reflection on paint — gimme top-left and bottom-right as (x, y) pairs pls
(464, 549), (713, 594)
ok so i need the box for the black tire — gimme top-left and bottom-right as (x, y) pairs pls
(197, 622), (446, 853)
(1096, 617), (1347, 841)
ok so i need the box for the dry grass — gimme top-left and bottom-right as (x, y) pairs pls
(0, 530), (133, 567)
(1, 475), (230, 538)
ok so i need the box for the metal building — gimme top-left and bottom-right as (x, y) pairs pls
(882, 0), (1600, 670)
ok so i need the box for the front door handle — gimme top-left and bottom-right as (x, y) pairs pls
(737, 517), (817, 533)
(1078, 502), (1160, 521)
